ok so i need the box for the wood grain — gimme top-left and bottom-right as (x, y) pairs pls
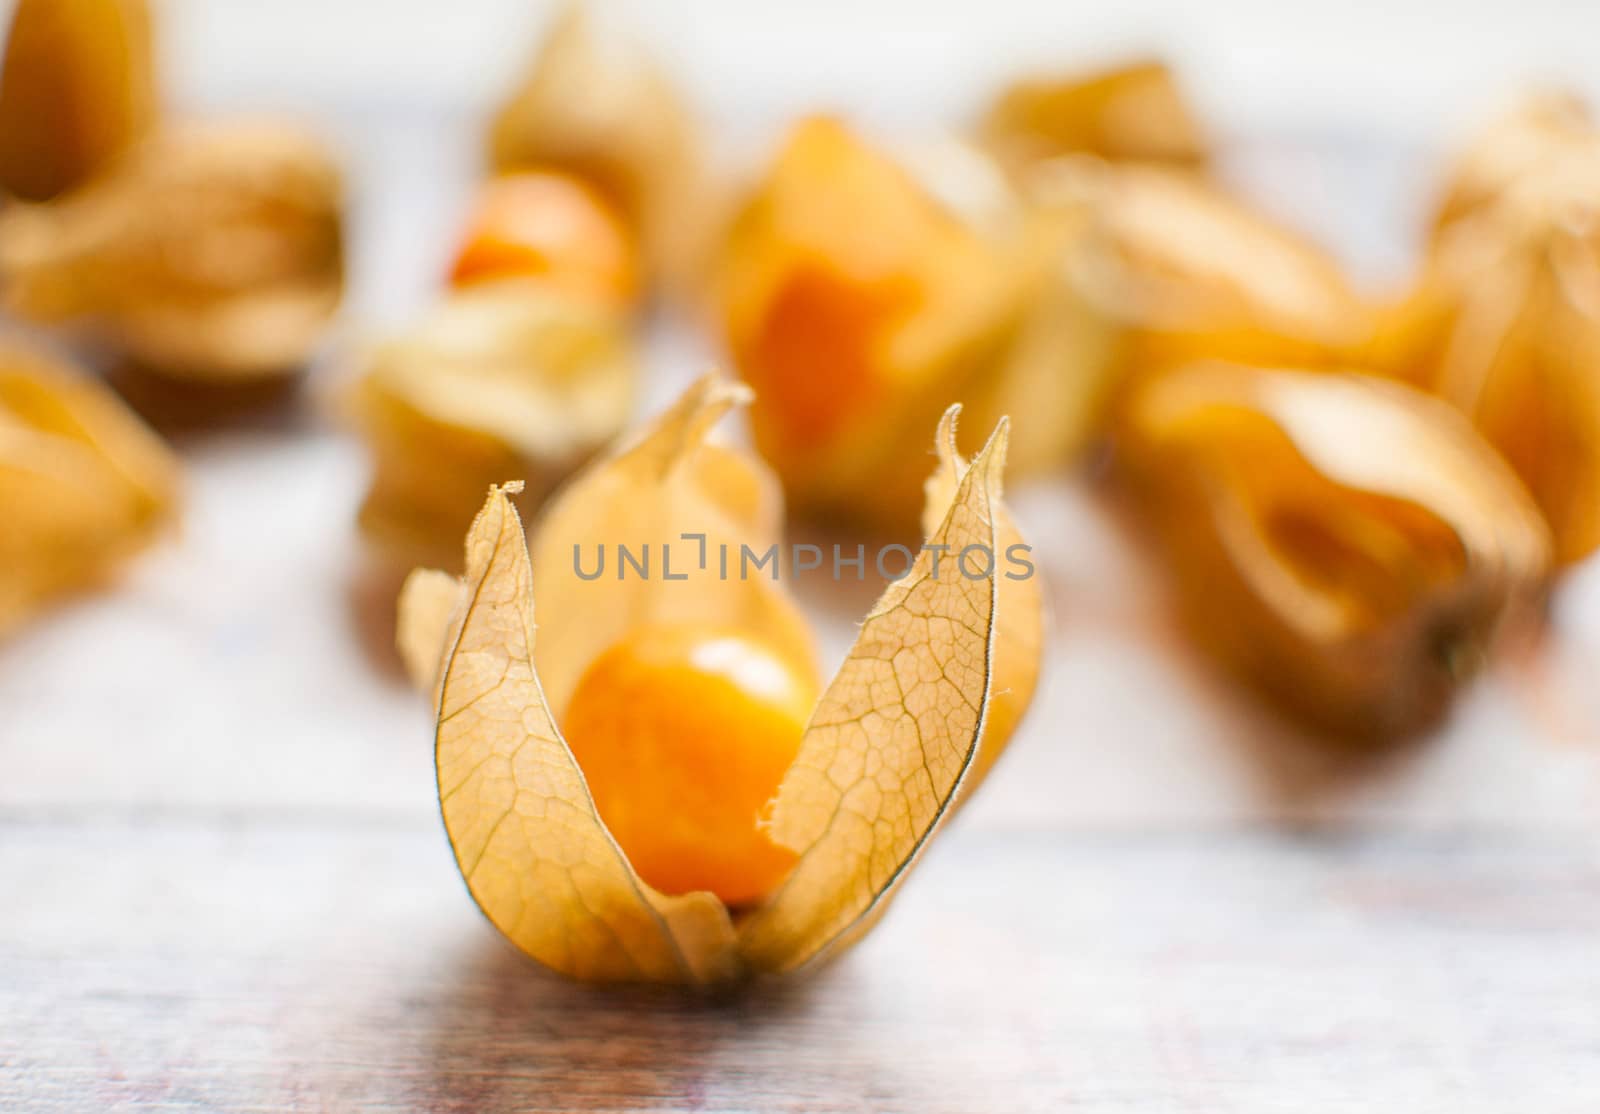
(5, 817), (1599, 1112)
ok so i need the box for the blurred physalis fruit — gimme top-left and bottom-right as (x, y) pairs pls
(1038, 162), (1369, 384)
(0, 341), (179, 634)
(1429, 91), (1600, 241)
(980, 59), (1207, 174)
(1377, 97), (1600, 567)
(717, 116), (1114, 532)
(1113, 362), (1549, 742)
(396, 375), (1042, 984)
(347, 279), (635, 571)
(0, 120), (344, 382)
(489, 3), (704, 293)
(0, 0), (157, 202)
(448, 171), (639, 311)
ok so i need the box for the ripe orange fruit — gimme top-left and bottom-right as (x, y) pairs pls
(449, 171), (638, 310)
(562, 622), (817, 905)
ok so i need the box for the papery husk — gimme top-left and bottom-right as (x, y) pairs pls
(0, 340), (179, 633)
(979, 58), (1207, 174)
(426, 478), (744, 985)
(488, 3), (706, 295)
(1029, 160), (1370, 388)
(522, 376), (815, 717)
(1113, 361), (1550, 741)
(919, 408), (1043, 796)
(893, 139), (1124, 479)
(738, 415), (1018, 974)
(1377, 99), (1600, 567)
(348, 279), (636, 572)
(400, 376), (1041, 984)
(1429, 91), (1600, 241)
(0, 119), (343, 381)
(0, 0), (158, 202)
(717, 117), (1116, 533)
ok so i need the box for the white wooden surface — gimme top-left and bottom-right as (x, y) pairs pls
(4, 100), (1600, 1113)
(5, 821), (1599, 1112)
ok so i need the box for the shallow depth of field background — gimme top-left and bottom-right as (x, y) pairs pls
(5, 3), (1600, 1111)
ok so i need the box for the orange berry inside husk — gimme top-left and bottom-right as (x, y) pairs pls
(561, 623), (818, 906)
(448, 170), (638, 309)
(738, 259), (911, 451)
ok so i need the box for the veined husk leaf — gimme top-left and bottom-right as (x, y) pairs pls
(348, 279), (636, 572)
(0, 119), (343, 381)
(0, 0), (157, 202)
(1114, 361), (1549, 741)
(400, 375), (1039, 984)
(427, 480), (743, 984)
(0, 341), (179, 633)
(488, 3), (706, 294)
(1378, 99), (1600, 567)
(716, 116), (1116, 533)
(736, 410), (1022, 974)
(920, 408), (1043, 795)
(979, 58), (1207, 174)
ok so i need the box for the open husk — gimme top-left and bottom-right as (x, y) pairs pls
(399, 374), (1042, 984)
(1113, 361), (1549, 741)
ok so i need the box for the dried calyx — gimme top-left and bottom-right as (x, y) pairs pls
(0, 341), (180, 634)
(0, 122), (344, 381)
(1113, 361), (1550, 741)
(346, 279), (635, 571)
(1378, 92), (1600, 567)
(397, 375), (1043, 984)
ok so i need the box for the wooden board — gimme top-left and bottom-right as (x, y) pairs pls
(6, 819), (1600, 1113)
